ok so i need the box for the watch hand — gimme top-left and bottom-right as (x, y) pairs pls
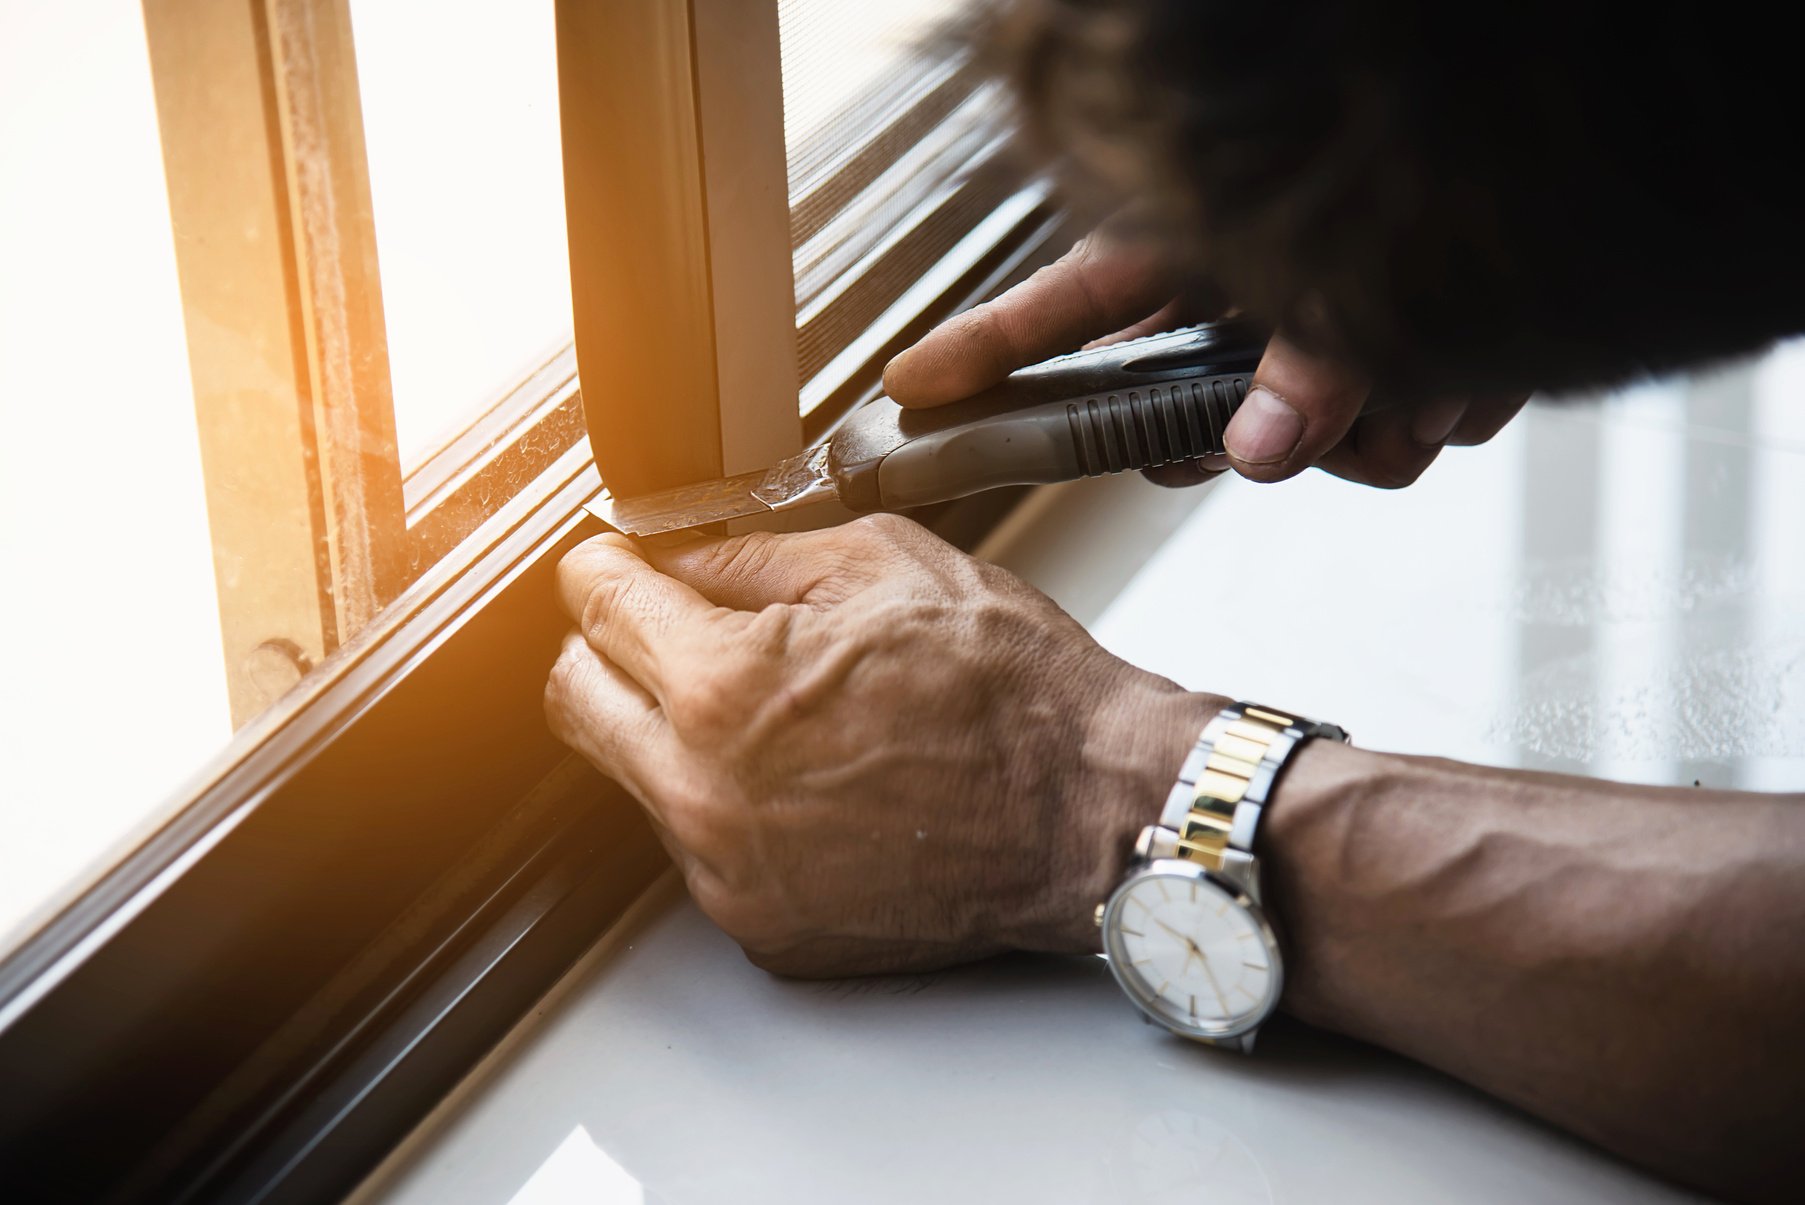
(1154, 918), (1204, 970)
(1194, 942), (1233, 1016)
(1154, 917), (1213, 975)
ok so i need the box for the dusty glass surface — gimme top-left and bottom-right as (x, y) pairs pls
(349, 0), (571, 470)
(777, 0), (963, 161)
(0, 1), (232, 950)
(778, 0), (1002, 371)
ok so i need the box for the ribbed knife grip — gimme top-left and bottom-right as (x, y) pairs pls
(1065, 375), (1248, 475)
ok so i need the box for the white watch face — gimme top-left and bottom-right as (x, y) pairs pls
(1102, 862), (1282, 1039)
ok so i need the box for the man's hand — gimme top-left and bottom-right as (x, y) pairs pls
(546, 515), (1217, 976)
(881, 230), (1529, 489)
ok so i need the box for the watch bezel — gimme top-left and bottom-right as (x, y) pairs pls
(1101, 857), (1284, 1041)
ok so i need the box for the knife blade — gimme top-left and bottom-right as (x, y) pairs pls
(587, 318), (1267, 538)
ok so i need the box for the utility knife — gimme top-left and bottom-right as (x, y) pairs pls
(586, 318), (1267, 538)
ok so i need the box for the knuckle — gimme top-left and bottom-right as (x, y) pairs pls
(741, 945), (784, 974)
(666, 669), (740, 735)
(741, 943), (809, 978)
(1063, 233), (1102, 273)
(930, 279), (1031, 379)
(541, 671), (570, 735)
(544, 650), (575, 706)
(743, 602), (796, 657)
(577, 573), (634, 636)
(662, 614), (791, 739)
(562, 536), (647, 630)
(1448, 393), (1530, 446)
(689, 880), (782, 949)
(1366, 450), (1436, 489)
(553, 540), (598, 595)
(1013, 239), (1088, 302)
(735, 920), (816, 975)
(951, 291), (1002, 334)
(557, 534), (626, 594)
(541, 639), (586, 726)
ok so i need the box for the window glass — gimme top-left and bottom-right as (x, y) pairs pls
(778, 0), (964, 169)
(778, 0), (1015, 392)
(349, 0), (570, 471)
(0, 1), (231, 950)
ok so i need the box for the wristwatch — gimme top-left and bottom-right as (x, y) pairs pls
(1097, 701), (1347, 1052)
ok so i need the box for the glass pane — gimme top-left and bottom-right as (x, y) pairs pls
(777, 0), (1015, 391)
(349, 0), (570, 470)
(778, 0), (963, 174)
(0, 1), (231, 949)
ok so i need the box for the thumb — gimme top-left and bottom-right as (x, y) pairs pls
(1224, 331), (1371, 483)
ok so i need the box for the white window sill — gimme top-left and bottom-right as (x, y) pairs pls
(357, 351), (1805, 1202)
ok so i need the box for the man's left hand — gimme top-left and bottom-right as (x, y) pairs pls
(546, 515), (1216, 977)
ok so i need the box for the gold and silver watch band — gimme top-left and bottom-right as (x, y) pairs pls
(1138, 702), (1349, 877)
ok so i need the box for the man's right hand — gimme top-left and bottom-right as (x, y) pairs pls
(881, 229), (1529, 489)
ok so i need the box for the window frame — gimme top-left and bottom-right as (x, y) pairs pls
(143, 0), (410, 724)
(0, 1), (1079, 1199)
(555, 0), (803, 498)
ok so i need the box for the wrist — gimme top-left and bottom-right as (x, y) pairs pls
(1028, 682), (1229, 955)
(1256, 736), (1389, 1026)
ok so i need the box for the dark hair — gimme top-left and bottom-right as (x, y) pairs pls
(988, 0), (1805, 397)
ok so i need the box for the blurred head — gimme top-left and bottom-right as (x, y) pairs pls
(987, 0), (1805, 397)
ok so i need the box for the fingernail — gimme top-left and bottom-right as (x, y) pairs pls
(1411, 397), (1468, 447)
(1199, 453), (1230, 473)
(1225, 387), (1304, 465)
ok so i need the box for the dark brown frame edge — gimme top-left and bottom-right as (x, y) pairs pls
(0, 443), (655, 1202)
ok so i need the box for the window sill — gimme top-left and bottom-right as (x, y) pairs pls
(352, 414), (1762, 1203)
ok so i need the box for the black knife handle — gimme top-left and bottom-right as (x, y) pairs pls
(827, 318), (1268, 512)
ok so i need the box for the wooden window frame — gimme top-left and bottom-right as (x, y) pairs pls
(148, 0), (1047, 729)
(0, 1), (1077, 1199)
(555, 0), (802, 499)
(143, 0), (408, 723)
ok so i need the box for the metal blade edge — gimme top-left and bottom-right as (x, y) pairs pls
(584, 469), (773, 537)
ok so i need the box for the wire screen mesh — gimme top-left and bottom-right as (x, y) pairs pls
(777, 1), (1018, 389)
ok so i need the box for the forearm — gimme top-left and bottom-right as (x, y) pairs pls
(1262, 740), (1805, 1200)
